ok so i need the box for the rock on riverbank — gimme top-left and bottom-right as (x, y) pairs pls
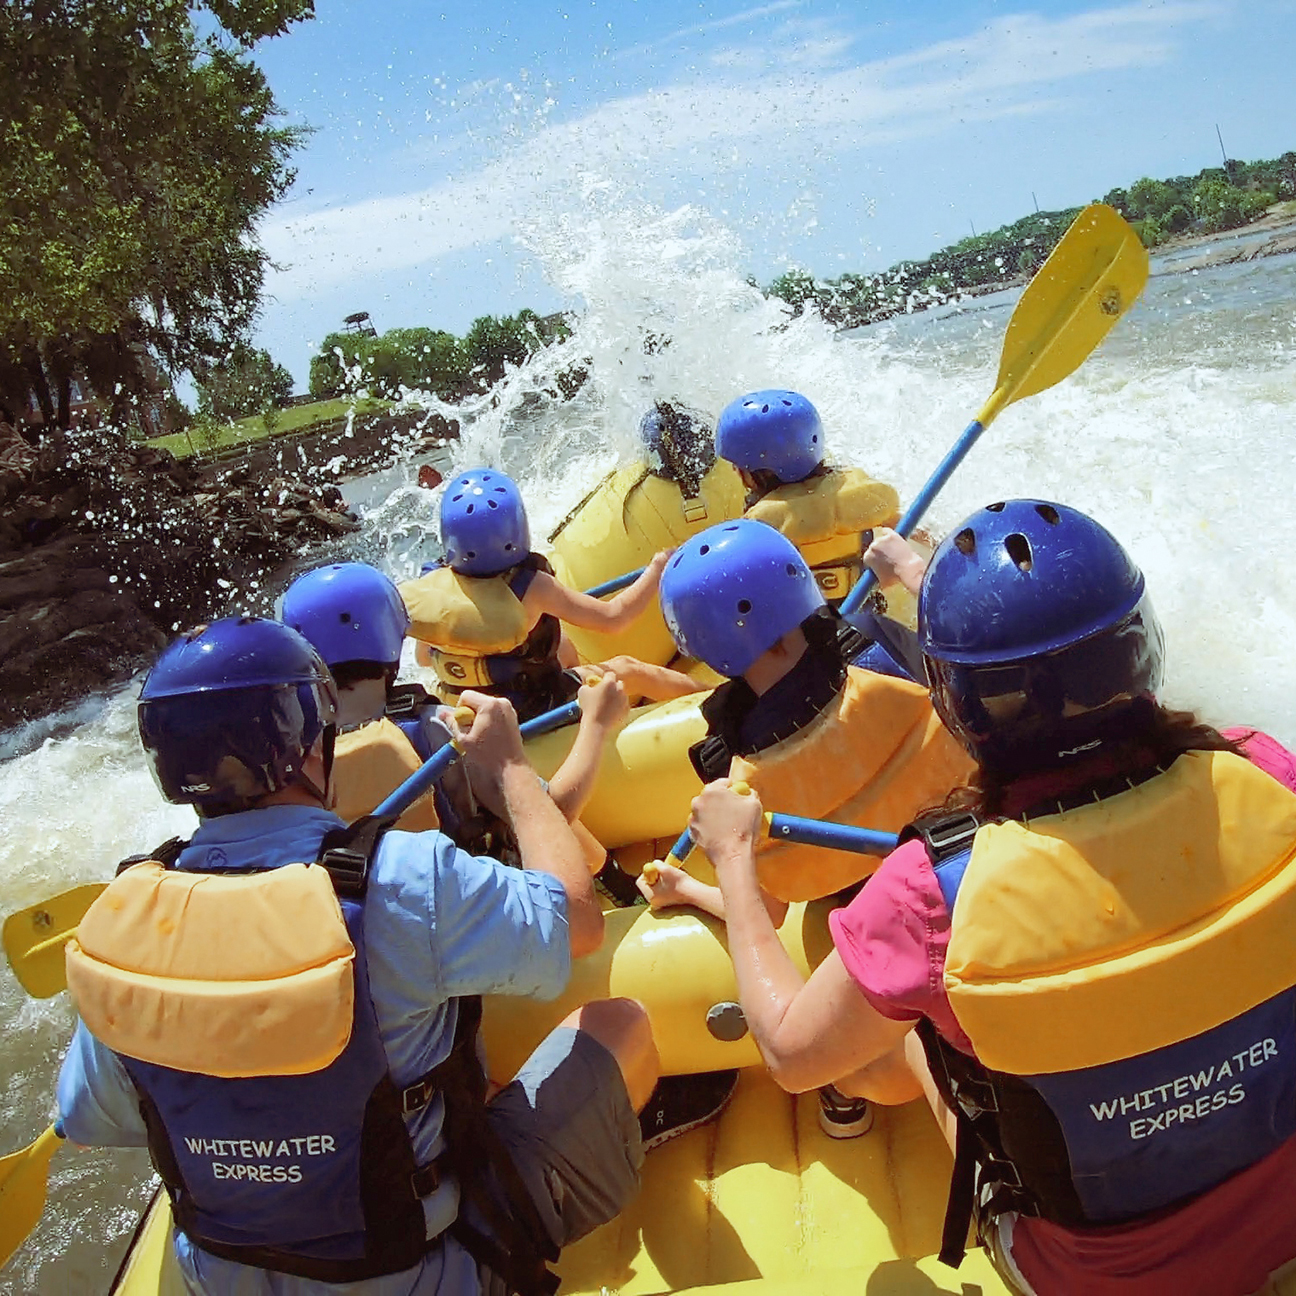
(0, 430), (361, 732)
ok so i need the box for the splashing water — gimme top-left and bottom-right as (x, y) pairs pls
(3, 197), (1296, 1291)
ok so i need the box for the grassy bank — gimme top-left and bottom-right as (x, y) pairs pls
(153, 397), (390, 460)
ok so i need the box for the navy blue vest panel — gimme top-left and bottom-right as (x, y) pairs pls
(1026, 988), (1296, 1221)
(122, 898), (409, 1263)
(934, 841), (1296, 1224)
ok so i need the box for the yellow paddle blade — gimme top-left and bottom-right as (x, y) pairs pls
(986, 203), (1148, 423)
(3, 883), (105, 998)
(0, 1124), (63, 1270)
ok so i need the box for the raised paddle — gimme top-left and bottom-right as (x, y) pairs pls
(4, 698), (585, 999)
(840, 202), (1148, 624)
(0, 1122), (64, 1270)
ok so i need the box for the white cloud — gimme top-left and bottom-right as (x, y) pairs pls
(259, 2), (1220, 301)
(613, 2), (803, 61)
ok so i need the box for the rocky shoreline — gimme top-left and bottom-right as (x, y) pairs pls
(0, 408), (455, 736)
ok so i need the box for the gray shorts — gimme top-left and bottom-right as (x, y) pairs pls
(477, 1026), (643, 1292)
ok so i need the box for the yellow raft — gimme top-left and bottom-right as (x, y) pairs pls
(110, 900), (1014, 1295)
(547, 459), (744, 666)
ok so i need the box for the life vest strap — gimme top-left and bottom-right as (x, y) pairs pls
(115, 836), (188, 875)
(385, 681), (438, 722)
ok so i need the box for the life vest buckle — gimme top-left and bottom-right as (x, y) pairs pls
(923, 812), (982, 862)
(401, 1077), (437, 1116)
(952, 1074), (1000, 1119)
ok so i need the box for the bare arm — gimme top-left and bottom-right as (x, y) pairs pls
(691, 780), (911, 1092)
(636, 859), (789, 926)
(455, 691), (604, 958)
(547, 672), (629, 822)
(862, 527), (929, 597)
(522, 551), (670, 634)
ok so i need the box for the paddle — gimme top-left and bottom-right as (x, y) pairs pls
(583, 567), (645, 599)
(840, 202), (1148, 624)
(643, 784), (899, 885)
(373, 697), (581, 819)
(0, 1122), (64, 1270)
(4, 699), (584, 999)
(3, 884), (108, 999)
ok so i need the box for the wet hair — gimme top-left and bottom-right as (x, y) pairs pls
(329, 660), (398, 692)
(930, 704), (1244, 820)
(742, 460), (829, 505)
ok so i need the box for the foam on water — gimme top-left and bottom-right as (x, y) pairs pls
(2, 195), (1295, 1291)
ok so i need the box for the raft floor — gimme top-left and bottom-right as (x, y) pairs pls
(115, 1068), (1012, 1294)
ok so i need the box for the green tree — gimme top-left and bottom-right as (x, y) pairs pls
(0, 0), (311, 435)
(196, 345), (293, 422)
(1126, 178), (1178, 221)
(767, 269), (820, 315)
(1192, 177), (1274, 233)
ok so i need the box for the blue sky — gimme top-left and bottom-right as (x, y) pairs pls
(247, 0), (1296, 386)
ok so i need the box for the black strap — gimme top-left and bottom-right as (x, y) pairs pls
(940, 1115), (979, 1268)
(116, 836), (189, 875)
(316, 814), (397, 899)
(899, 810), (984, 862)
(385, 681), (437, 721)
(432, 996), (561, 1295)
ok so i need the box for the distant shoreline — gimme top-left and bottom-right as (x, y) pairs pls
(846, 211), (1296, 328)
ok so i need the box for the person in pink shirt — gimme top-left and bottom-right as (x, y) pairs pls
(687, 499), (1296, 1296)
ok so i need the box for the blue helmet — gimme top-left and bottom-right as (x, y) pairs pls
(138, 617), (338, 814)
(639, 401), (714, 488)
(715, 390), (823, 483)
(440, 469), (530, 576)
(660, 518), (825, 677)
(281, 563), (409, 668)
(919, 500), (1164, 773)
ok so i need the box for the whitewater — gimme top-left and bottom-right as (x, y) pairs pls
(2, 198), (1295, 1291)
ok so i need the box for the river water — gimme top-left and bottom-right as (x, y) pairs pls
(2, 206), (1294, 1291)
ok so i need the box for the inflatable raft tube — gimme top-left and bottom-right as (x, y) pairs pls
(524, 691), (709, 849)
(481, 898), (834, 1081)
(111, 1085), (1014, 1295)
(108, 894), (1013, 1296)
(547, 460), (744, 666)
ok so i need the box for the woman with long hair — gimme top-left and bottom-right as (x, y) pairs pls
(689, 499), (1296, 1295)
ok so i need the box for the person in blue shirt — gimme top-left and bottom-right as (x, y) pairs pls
(57, 616), (658, 1296)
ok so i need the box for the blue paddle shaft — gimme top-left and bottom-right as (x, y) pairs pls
(584, 566), (645, 599)
(669, 815), (898, 864)
(373, 699), (582, 820)
(840, 417), (987, 620)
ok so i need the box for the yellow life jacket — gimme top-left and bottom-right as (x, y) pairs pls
(548, 459), (746, 666)
(945, 751), (1296, 1076)
(745, 468), (900, 601)
(399, 562), (539, 692)
(333, 718), (440, 833)
(729, 667), (975, 902)
(65, 862), (355, 1077)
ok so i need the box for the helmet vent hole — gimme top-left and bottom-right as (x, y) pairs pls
(504, 542), (514, 551)
(340, 612), (352, 624)
(781, 399), (791, 406)
(1005, 533), (1033, 571)
(466, 550), (476, 559)
(723, 525), (740, 532)
(699, 544), (710, 555)
(786, 563), (799, 576)
(761, 404), (770, 413)
(452, 493), (463, 502)
(1035, 503), (1060, 525)
(737, 599), (752, 614)
(954, 528), (976, 555)
(465, 503), (475, 514)
(487, 499), (498, 508)
(482, 474), (492, 481)
(986, 501), (1006, 513)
